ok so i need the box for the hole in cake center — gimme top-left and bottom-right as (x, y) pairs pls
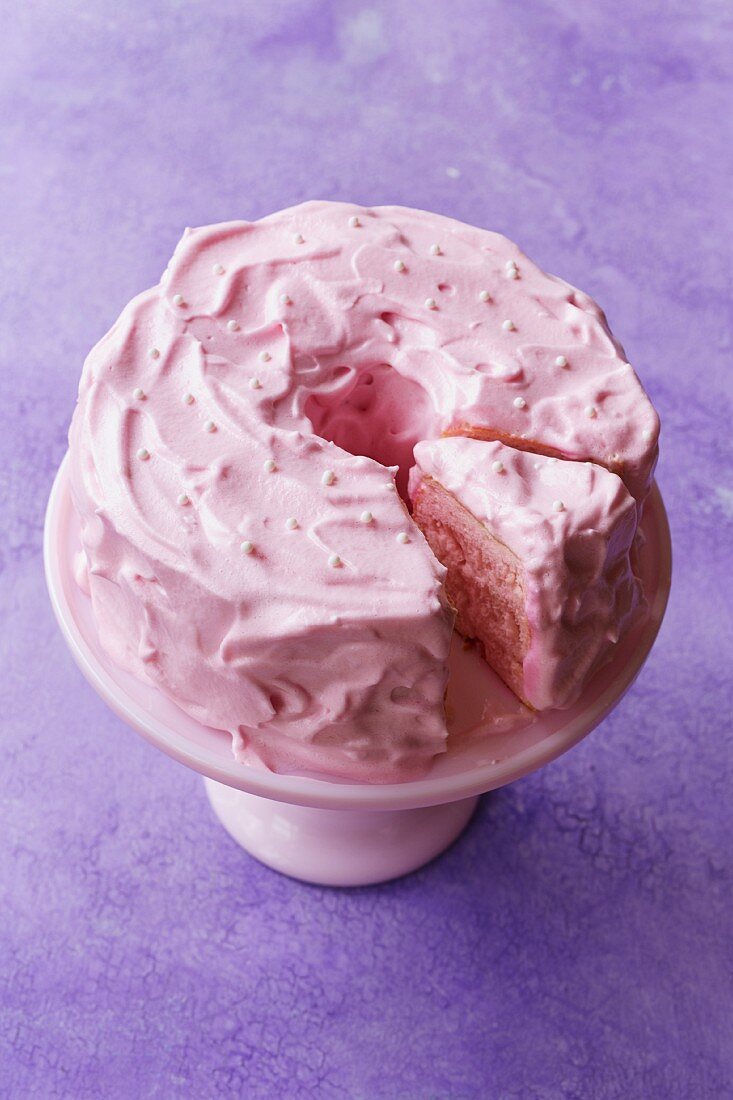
(305, 363), (435, 500)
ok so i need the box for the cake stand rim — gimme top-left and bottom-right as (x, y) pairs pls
(44, 453), (672, 813)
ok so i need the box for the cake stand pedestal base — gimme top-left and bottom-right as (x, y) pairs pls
(204, 778), (479, 887)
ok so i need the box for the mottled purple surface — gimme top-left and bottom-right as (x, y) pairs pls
(2, 2), (731, 1097)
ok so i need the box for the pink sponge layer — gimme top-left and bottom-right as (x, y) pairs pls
(410, 437), (642, 710)
(412, 477), (531, 702)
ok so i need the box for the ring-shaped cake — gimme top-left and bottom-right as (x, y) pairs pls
(69, 201), (659, 781)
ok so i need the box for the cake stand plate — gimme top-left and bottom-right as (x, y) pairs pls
(45, 456), (671, 886)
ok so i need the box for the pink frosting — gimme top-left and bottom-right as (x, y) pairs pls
(409, 437), (641, 709)
(69, 200), (659, 781)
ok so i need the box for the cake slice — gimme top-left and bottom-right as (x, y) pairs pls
(409, 437), (641, 710)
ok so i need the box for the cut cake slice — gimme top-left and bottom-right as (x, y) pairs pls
(409, 436), (641, 710)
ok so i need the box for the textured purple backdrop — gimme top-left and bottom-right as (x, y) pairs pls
(2, 2), (732, 1097)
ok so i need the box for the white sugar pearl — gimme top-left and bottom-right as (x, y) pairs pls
(396, 532), (410, 544)
(479, 290), (491, 302)
(182, 392), (194, 404)
(264, 459), (276, 473)
(133, 387), (145, 400)
(553, 500), (565, 513)
(643, 428), (655, 442)
(328, 553), (342, 568)
(360, 510), (373, 524)
(555, 355), (568, 368)
(585, 405), (598, 418)
(212, 263), (225, 275)
(259, 351), (271, 362)
(204, 419), (217, 433)
(429, 243), (442, 256)
(285, 517), (298, 530)
(394, 259), (406, 273)
(506, 267), (519, 279)
(385, 482), (396, 491)
(425, 297), (438, 310)
(241, 540), (254, 555)
(172, 294), (184, 307)
(148, 347), (160, 359)
(177, 493), (190, 506)
(348, 215), (361, 228)
(293, 233), (305, 244)
(502, 319), (516, 332)
(513, 396), (527, 409)
(249, 377), (262, 390)
(492, 460), (504, 473)
(280, 293), (292, 306)
(322, 469), (336, 486)
(137, 447), (150, 461)
(226, 319), (239, 332)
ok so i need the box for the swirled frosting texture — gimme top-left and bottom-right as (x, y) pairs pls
(69, 200), (658, 780)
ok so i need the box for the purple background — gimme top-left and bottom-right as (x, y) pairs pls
(2, 2), (732, 1097)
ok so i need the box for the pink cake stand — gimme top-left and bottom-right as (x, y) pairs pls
(44, 455), (671, 886)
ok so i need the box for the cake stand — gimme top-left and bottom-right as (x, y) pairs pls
(44, 455), (671, 886)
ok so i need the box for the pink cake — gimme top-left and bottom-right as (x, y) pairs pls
(69, 200), (659, 781)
